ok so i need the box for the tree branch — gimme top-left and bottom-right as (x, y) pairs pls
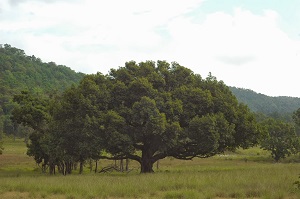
(152, 152), (167, 162)
(126, 154), (141, 163)
(99, 154), (141, 163)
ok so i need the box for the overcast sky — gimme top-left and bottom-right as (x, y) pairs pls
(1, 0), (300, 97)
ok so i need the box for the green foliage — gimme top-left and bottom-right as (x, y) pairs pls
(51, 81), (106, 173)
(294, 108), (300, 135)
(0, 44), (84, 93)
(260, 118), (300, 162)
(11, 91), (53, 171)
(187, 114), (222, 155)
(293, 108), (300, 127)
(12, 91), (50, 131)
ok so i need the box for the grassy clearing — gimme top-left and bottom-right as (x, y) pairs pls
(0, 138), (300, 199)
(0, 137), (37, 176)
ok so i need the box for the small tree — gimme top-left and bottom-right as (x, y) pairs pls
(11, 91), (53, 172)
(260, 118), (300, 162)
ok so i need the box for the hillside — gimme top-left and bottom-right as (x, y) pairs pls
(0, 44), (84, 93)
(0, 44), (85, 137)
(230, 87), (300, 120)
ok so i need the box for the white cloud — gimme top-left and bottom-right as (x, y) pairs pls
(163, 8), (300, 97)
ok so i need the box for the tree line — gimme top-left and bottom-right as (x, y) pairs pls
(10, 60), (272, 174)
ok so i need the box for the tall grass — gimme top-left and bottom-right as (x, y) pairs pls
(1, 160), (300, 198)
(0, 138), (300, 198)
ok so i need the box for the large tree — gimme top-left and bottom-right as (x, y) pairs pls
(56, 61), (259, 173)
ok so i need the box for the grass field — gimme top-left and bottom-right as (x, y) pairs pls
(0, 137), (300, 199)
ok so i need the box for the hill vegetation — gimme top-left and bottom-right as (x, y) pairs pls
(0, 44), (85, 138)
(230, 87), (300, 121)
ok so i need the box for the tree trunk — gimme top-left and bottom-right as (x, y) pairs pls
(120, 159), (124, 172)
(89, 159), (93, 173)
(65, 161), (72, 175)
(62, 163), (66, 175)
(79, 161), (84, 174)
(49, 163), (55, 175)
(60, 163), (65, 175)
(73, 162), (78, 170)
(273, 151), (280, 162)
(41, 162), (47, 173)
(94, 160), (98, 173)
(140, 159), (154, 173)
(125, 158), (129, 171)
(140, 150), (154, 173)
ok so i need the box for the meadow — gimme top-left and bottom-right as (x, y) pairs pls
(0, 137), (300, 199)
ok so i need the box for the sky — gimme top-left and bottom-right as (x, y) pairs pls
(1, 0), (300, 97)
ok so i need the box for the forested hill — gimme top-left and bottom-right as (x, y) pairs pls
(230, 87), (300, 119)
(0, 44), (85, 137)
(0, 44), (84, 93)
